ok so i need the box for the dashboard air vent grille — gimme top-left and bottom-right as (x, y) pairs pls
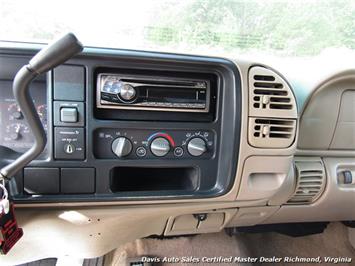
(248, 118), (296, 148)
(249, 66), (297, 118)
(287, 158), (326, 205)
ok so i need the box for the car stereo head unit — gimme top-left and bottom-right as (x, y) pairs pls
(96, 73), (210, 113)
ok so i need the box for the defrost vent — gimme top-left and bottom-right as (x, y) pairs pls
(287, 158), (326, 205)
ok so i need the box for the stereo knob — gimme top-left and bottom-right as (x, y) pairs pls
(187, 137), (207, 157)
(119, 84), (136, 102)
(112, 137), (132, 158)
(150, 137), (170, 157)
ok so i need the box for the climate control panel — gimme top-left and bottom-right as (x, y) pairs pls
(93, 128), (215, 159)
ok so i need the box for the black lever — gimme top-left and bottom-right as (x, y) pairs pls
(0, 33), (83, 179)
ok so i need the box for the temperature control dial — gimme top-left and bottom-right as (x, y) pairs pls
(112, 137), (132, 158)
(187, 137), (207, 157)
(150, 137), (170, 157)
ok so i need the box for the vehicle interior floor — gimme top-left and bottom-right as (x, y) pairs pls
(104, 222), (355, 266)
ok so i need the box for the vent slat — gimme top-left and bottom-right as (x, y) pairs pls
(269, 133), (291, 138)
(254, 75), (275, 81)
(299, 178), (323, 182)
(269, 104), (293, 110)
(254, 82), (283, 89)
(270, 97), (291, 102)
(254, 119), (294, 125)
(292, 194), (316, 198)
(300, 170), (323, 175)
(254, 89), (288, 96)
(269, 126), (294, 132)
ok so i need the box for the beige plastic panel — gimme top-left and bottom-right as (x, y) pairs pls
(171, 214), (199, 231)
(262, 157), (355, 224)
(0, 202), (240, 265)
(249, 66), (297, 119)
(227, 206), (280, 227)
(298, 70), (355, 150)
(248, 117), (296, 148)
(164, 208), (237, 236)
(237, 156), (294, 201)
(330, 90), (355, 149)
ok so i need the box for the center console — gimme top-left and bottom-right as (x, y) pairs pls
(0, 51), (241, 204)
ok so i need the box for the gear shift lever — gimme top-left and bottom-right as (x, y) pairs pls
(0, 33), (83, 179)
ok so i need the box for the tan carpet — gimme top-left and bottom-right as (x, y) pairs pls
(105, 223), (355, 266)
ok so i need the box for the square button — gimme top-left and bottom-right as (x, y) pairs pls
(60, 107), (78, 123)
(61, 168), (95, 194)
(24, 168), (60, 195)
(54, 65), (85, 101)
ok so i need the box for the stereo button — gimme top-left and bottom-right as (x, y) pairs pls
(136, 146), (147, 157)
(174, 147), (184, 157)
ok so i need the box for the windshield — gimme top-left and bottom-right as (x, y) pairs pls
(1, 0), (355, 83)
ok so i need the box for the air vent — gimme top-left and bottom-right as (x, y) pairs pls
(249, 66), (297, 118)
(248, 118), (296, 148)
(287, 158), (326, 205)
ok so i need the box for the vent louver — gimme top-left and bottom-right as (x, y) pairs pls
(248, 118), (296, 148)
(287, 158), (326, 205)
(249, 66), (297, 118)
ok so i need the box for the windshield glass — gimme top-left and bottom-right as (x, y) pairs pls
(1, 0), (355, 83)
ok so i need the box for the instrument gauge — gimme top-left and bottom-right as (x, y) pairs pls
(8, 103), (22, 120)
(5, 123), (30, 141)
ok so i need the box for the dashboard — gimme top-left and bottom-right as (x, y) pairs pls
(0, 41), (354, 264)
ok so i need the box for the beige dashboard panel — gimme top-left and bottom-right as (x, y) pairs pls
(330, 90), (355, 149)
(298, 70), (355, 150)
(0, 202), (241, 265)
(227, 206), (280, 227)
(237, 155), (294, 201)
(262, 157), (355, 224)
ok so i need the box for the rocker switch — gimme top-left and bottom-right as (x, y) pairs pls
(60, 107), (78, 123)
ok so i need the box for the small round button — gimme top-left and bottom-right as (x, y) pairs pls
(173, 147), (184, 157)
(150, 137), (170, 157)
(136, 146), (147, 157)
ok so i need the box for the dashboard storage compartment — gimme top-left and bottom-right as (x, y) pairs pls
(110, 167), (199, 193)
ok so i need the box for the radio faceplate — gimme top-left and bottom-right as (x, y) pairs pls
(96, 73), (210, 113)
